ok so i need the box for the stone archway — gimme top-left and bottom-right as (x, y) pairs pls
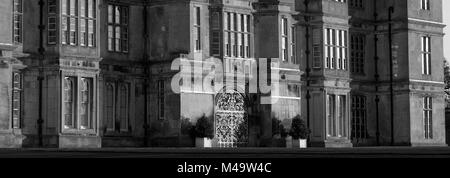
(214, 89), (248, 148)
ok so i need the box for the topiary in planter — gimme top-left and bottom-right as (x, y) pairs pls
(289, 115), (311, 140)
(272, 117), (288, 138)
(194, 115), (214, 139)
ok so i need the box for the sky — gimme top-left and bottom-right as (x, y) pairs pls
(444, 1), (450, 61)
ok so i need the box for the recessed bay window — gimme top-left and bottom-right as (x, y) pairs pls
(104, 82), (130, 132)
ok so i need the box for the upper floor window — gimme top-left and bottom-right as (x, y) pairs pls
(194, 6), (201, 51)
(108, 4), (129, 52)
(211, 12), (221, 56)
(62, 0), (97, 46)
(13, 0), (23, 43)
(291, 26), (297, 64)
(224, 12), (251, 58)
(325, 28), (348, 70)
(350, 33), (365, 74)
(423, 96), (433, 139)
(421, 0), (430, 10)
(48, 0), (57, 44)
(349, 0), (363, 8)
(281, 17), (288, 62)
(332, 0), (347, 3)
(422, 36), (431, 75)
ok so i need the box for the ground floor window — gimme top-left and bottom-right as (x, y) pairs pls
(12, 72), (22, 129)
(80, 78), (93, 130)
(327, 94), (347, 138)
(158, 80), (165, 120)
(63, 76), (94, 130)
(351, 95), (367, 139)
(104, 82), (130, 132)
(423, 96), (433, 139)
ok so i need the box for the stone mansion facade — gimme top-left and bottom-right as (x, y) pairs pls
(0, 0), (447, 148)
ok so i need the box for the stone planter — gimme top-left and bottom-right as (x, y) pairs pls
(195, 137), (212, 148)
(286, 136), (307, 148)
(293, 139), (307, 148)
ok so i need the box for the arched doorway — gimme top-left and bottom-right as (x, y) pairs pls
(215, 89), (248, 148)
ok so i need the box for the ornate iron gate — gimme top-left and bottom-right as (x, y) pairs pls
(215, 90), (248, 148)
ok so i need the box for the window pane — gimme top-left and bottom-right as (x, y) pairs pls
(64, 77), (75, 129)
(108, 25), (113, 51)
(119, 85), (128, 131)
(80, 78), (92, 130)
(88, 0), (95, 18)
(62, 0), (68, 15)
(80, 0), (85, 17)
(106, 84), (114, 130)
(108, 5), (113, 23)
(70, 0), (77, 16)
